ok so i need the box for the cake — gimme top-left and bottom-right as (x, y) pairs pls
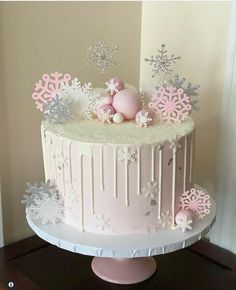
(41, 115), (195, 234)
(27, 45), (212, 236)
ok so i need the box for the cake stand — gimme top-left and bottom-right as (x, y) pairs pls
(26, 196), (215, 285)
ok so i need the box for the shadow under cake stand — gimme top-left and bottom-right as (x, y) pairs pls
(26, 199), (216, 285)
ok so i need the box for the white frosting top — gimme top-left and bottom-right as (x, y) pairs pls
(42, 117), (194, 145)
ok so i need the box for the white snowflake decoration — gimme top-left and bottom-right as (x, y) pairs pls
(149, 85), (192, 124)
(83, 91), (103, 120)
(23, 180), (64, 224)
(43, 95), (73, 124)
(158, 211), (172, 228)
(118, 147), (137, 164)
(176, 216), (193, 233)
(60, 77), (94, 119)
(180, 188), (211, 219)
(86, 39), (119, 74)
(142, 181), (159, 199)
(106, 79), (119, 95)
(145, 44), (181, 80)
(96, 214), (111, 231)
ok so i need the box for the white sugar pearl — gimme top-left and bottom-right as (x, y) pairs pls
(113, 112), (124, 124)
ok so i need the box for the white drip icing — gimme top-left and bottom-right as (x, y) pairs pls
(113, 147), (117, 198)
(61, 139), (65, 193)
(100, 146), (104, 191)
(54, 138), (57, 180)
(79, 154), (84, 231)
(137, 146), (141, 195)
(189, 132), (193, 183)
(158, 145), (163, 219)
(151, 145), (156, 182)
(125, 147), (129, 206)
(91, 155), (95, 213)
(171, 146), (177, 227)
(183, 136), (187, 192)
(68, 142), (73, 188)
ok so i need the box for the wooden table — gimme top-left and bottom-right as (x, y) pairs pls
(0, 236), (236, 290)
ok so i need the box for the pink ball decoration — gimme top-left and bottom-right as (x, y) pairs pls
(135, 110), (153, 128)
(175, 210), (193, 232)
(103, 95), (113, 105)
(97, 104), (115, 124)
(106, 77), (125, 96)
(112, 89), (142, 120)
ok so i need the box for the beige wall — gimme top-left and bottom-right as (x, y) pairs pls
(0, 1), (231, 245)
(140, 2), (230, 194)
(0, 2), (141, 244)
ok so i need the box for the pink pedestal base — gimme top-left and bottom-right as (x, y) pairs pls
(91, 257), (157, 284)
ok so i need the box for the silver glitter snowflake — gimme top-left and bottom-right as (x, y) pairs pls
(145, 44), (181, 80)
(43, 95), (73, 124)
(96, 214), (111, 231)
(22, 180), (64, 224)
(86, 39), (119, 74)
(142, 181), (159, 199)
(158, 210), (172, 229)
(169, 74), (200, 111)
(118, 147), (137, 164)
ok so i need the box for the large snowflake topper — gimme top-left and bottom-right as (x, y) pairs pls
(43, 95), (73, 124)
(32, 72), (71, 112)
(60, 77), (95, 119)
(145, 44), (181, 80)
(118, 147), (137, 164)
(169, 74), (200, 111)
(149, 85), (192, 124)
(142, 181), (159, 199)
(86, 39), (119, 74)
(180, 188), (211, 219)
(22, 180), (64, 224)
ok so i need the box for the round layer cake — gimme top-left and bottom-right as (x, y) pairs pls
(41, 117), (195, 235)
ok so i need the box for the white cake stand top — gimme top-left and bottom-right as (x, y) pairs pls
(26, 198), (215, 259)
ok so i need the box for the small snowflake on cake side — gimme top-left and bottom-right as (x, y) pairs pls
(142, 181), (159, 199)
(180, 188), (211, 219)
(32, 72), (71, 112)
(149, 85), (192, 124)
(118, 147), (137, 164)
(96, 214), (111, 231)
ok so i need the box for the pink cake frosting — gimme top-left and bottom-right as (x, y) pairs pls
(41, 117), (195, 235)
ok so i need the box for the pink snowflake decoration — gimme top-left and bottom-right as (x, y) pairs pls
(179, 188), (211, 219)
(32, 72), (71, 112)
(148, 85), (192, 124)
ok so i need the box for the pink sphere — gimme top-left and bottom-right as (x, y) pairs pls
(135, 110), (153, 127)
(97, 104), (115, 119)
(103, 95), (113, 105)
(112, 89), (142, 120)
